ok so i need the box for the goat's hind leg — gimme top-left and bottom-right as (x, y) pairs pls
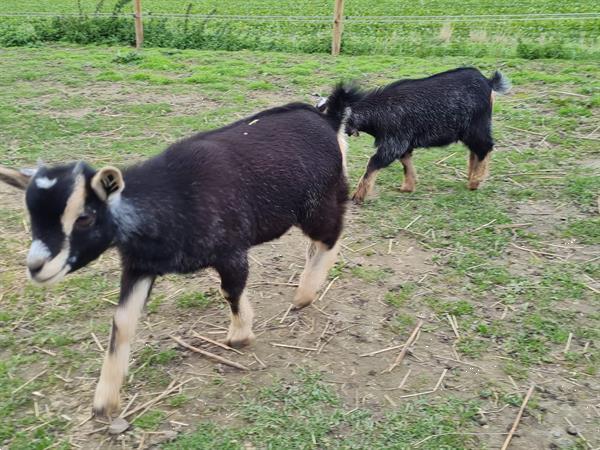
(93, 272), (155, 417)
(465, 140), (493, 190)
(399, 150), (417, 193)
(294, 240), (341, 309)
(294, 185), (345, 309)
(215, 253), (255, 348)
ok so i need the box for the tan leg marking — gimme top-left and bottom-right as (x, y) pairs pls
(223, 290), (255, 348)
(468, 152), (492, 190)
(93, 277), (153, 417)
(399, 154), (417, 193)
(467, 151), (477, 180)
(337, 127), (349, 175)
(352, 169), (379, 204)
(293, 240), (340, 309)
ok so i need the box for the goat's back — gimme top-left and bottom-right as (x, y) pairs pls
(351, 68), (493, 140)
(121, 103), (345, 265)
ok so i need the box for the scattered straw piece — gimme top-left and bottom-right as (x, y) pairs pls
(384, 394), (397, 407)
(12, 369), (47, 395)
(470, 219), (497, 233)
(360, 344), (405, 357)
(584, 283), (599, 294)
(192, 331), (244, 355)
(270, 342), (318, 352)
(387, 320), (423, 372)
(398, 369), (412, 390)
(404, 215), (422, 230)
(414, 432), (508, 448)
(500, 384), (535, 450)
(252, 352), (267, 368)
(119, 392), (138, 418)
(91, 332), (104, 352)
(170, 335), (248, 370)
(279, 304), (294, 324)
(317, 277), (338, 303)
(433, 369), (448, 391)
(563, 332), (573, 354)
(510, 242), (563, 260)
(124, 378), (193, 420)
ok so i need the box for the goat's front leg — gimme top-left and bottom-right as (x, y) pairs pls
(215, 254), (255, 348)
(352, 142), (404, 203)
(93, 272), (155, 417)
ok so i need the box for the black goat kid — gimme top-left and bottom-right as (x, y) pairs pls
(0, 101), (350, 417)
(322, 68), (510, 202)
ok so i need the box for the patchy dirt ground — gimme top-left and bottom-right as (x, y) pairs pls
(0, 45), (598, 450)
(2, 181), (598, 449)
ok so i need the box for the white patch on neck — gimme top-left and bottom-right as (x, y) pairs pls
(110, 196), (142, 240)
(35, 177), (57, 189)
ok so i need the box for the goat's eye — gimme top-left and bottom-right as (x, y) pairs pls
(75, 213), (95, 229)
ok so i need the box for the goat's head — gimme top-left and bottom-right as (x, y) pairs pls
(0, 162), (124, 285)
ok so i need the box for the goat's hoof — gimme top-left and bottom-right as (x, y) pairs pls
(351, 193), (365, 204)
(93, 384), (120, 418)
(399, 184), (415, 193)
(292, 299), (312, 310)
(468, 181), (481, 190)
(92, 401), (119, 419)
(292, 292), (316, 310)
(223, 332), (255, 349)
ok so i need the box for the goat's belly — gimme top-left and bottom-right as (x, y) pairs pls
(251, 218), (296, 247)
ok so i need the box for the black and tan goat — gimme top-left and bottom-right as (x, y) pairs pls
(320, 68), (511, 203)
(0, 101), (351, 417)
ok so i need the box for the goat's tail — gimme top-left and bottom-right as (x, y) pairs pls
(489, 70), (511, 94)
(319, 82), (364, 131)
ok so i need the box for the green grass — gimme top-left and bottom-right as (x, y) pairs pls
(0, 0), (599, 58)
(0, 43), (598, 448)
(176, 290), (220, 309)
(166, 370), (481, 449)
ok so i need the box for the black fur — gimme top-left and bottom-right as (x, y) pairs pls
(329, 67), (510, 197)
(19, 101), (348, 324)
(113, 103), (348, 277)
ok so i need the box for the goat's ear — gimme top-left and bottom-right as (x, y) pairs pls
(316, 96), (328, 112)
(0, 166), (35, 190)
(91, 166), (125, 201)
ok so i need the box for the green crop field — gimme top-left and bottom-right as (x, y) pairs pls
(0, 0), (599, 58)
(0, 42), (598, 449)
(0, 0), (597, 15)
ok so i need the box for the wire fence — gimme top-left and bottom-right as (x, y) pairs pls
(1, 11), (599, 23)
(0, 2), (598, 58)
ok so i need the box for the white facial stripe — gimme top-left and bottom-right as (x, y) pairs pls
(61, 174), (86, 235)
(27, 239), (51, 266)
(28, 247), (70, 286)
(35, 177), (57, 189)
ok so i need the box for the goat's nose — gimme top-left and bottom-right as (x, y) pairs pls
(28, 260), (45, 276)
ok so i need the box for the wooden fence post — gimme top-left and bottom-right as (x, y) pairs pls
(331, 0), (345, 56)
(134, 0), (144, 49)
